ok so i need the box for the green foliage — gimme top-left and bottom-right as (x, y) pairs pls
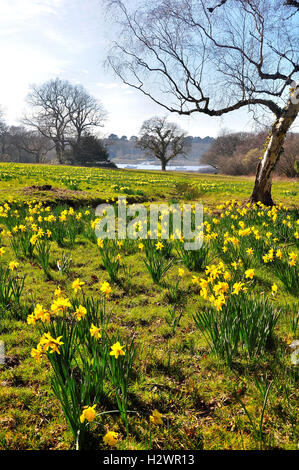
(143, 241), (174, 284)
(33, 296), (135, 449)
(72, 133), (109, 165)
(194, 294), (280, 366)
(235, 377), (272, 449)
(34, 238), (51, 278)
(0, 169), (298, 450)
(57, 251), (73, 276)
(98, 240), (122, 282)
(176, 241), (210, 271)
(0, 265), (26, 311)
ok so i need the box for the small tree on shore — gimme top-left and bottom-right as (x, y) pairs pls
(138, 116), (190, 170)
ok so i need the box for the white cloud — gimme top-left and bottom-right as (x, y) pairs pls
(0, 43), (68, 124)
(0, 0), (62, 24)
(0, 0), (71, 124)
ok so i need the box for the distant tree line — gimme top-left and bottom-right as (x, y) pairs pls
(106, 133), (213, 144)
(104, 132), (214, 165)
(0, 121), (110, 167)
(1, 91), (212, 169)
(1, 76), (297, 175)
(0, 110), (53, 163)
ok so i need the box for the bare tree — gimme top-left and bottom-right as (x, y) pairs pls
(67, 85), (107, 144)
(138, 116), (190, 170)
(23, 79), (71, 163)
(106, 0), (299, 205)
(285, 0), (299, 9)
(12, 127), (54, 164)
(208, 1), (299, 13)
(23, 78), (106, 163)
(201, 130), (250, 167)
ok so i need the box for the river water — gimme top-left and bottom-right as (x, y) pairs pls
(116, 163), (217, 173)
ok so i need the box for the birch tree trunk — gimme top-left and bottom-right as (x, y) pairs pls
(250, 86), (299, 206)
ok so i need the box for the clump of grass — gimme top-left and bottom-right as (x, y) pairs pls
(57, 251), (73, 277)
(194, 294), (280, 366)
(176, 241), (210, 271)
(0, 265), (26, 310)
(30, 293), (135, 449)
(35, 238), (51, 278)
(271, 259), (298, 294)
(235, 376), (273, 449)
(97, 240), (122, 282)
(143, 241), (174, 284)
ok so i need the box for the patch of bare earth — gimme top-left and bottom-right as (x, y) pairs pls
(23, 185), (89, 197)
(22, 185), (93, 204)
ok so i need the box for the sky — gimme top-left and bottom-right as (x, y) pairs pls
(0, 0), (263, 138)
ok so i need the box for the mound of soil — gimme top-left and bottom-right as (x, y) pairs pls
(26, 185), (54, 191)
(21, 184), (148, 207)
(23, 185), (88, 196)
(22, 185), (93, 204)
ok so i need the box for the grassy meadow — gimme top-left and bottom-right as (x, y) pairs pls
(0, 162), (298, 450)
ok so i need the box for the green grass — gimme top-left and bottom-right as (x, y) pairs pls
(0, 162), (298, 450)
(0, 161), (297, 207)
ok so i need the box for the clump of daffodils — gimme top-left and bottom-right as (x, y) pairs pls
(193, 261), (253, 312)
(31, 332), (64, 362)
(27, 304), (51, 325)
